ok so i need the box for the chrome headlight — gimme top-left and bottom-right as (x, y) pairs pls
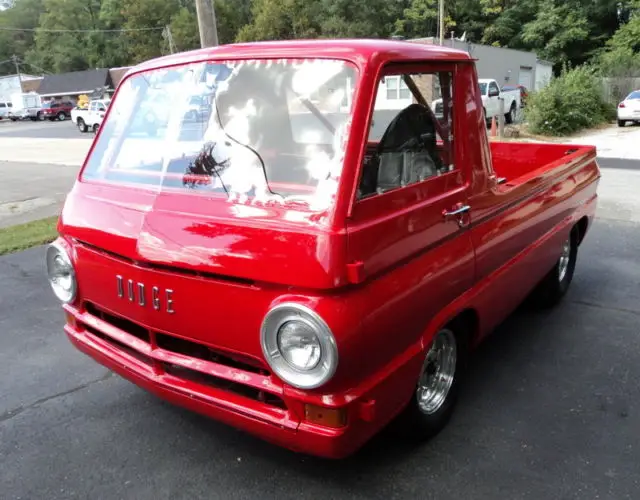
(46, 242), (77, 304)
(260, 303), (338, 389)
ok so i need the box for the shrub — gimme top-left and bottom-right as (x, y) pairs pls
(524, 65), (613, 136)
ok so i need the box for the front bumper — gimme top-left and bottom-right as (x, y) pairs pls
(62, 303), (414, 458)
(8, 110), (31, 120)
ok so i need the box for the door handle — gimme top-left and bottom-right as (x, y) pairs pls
(443, 204), (470, 227)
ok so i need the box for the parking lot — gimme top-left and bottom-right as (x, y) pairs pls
(1, 120), (640, 498)
(0, 116), (92, 140)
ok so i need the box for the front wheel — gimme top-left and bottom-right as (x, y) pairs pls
(390, 324), (468, 441)
(57, 112), (66, 121)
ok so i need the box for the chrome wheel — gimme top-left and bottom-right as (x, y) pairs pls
(417, 329), (457, 415)
(558, 238), (571, 282)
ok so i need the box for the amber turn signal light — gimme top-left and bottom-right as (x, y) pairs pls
(65, 311), (76, 327)
(304, 404), (347, 428)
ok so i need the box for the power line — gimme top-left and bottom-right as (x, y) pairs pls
(0, 26), (165, 33)
(17, 58), (53, 75)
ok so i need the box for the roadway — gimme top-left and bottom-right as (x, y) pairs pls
(1, 153), (639, 498)
(0, 116), (91, 140)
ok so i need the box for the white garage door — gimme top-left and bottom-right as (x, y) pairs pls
(518, 67), (533, 90)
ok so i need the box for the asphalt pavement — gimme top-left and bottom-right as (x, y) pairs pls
(1, 157), (640, 499)
(0, 162), (78, 228)
(0, 117), (90, 140)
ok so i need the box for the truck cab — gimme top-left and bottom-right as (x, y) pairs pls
(46, 39), (599, 459)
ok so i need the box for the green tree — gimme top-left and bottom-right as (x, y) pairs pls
(169, 7), (200, 52)
(0, 0), (45, 75)
(120, 0), (180, 64)
(215, 0), (252, 44)
(320, 0), (403, 38)
(394, 0), (455, 39)
(235, 0), (322, 42)
(26, 0), (105, 73)
(520, 0), (590, 69)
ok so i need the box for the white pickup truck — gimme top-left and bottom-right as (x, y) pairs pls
(432, 78), (521, 124)
(71, 99), (111, 133)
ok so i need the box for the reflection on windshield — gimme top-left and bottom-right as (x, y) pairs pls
(82, 58), (358, 213)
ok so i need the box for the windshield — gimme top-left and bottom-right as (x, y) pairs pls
(478, 82), (488, 95)
(81, 58), (358, 213)
(627, 91), (640, 100)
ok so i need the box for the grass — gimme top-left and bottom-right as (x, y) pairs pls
(0, 216), (59, 256)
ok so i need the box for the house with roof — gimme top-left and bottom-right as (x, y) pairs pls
(36, 68), (116, 102)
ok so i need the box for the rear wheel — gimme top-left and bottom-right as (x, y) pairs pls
(618, 119), (626, 127)
(531, 228), (578, 308)
(93, 123), (99, 134)
(505, 103), (516, 124)
(57, 112), (66, 121)
(77, 118), (87, 133)
(391, 322), (469, 442)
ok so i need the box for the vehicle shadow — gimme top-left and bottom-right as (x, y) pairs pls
(156, 296), (564, 491)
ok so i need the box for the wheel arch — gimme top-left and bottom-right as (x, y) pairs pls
(574, 216), (590, 246)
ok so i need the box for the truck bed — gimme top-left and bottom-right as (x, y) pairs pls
(489, 142), (596, 188)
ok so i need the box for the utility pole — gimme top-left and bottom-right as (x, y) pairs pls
(163, 25), (177, 54)
(11, 54), (20, 78)
(195, 0), (219, 48)
(438, 0), (445, 46)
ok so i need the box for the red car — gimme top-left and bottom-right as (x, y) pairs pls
(40, 100), (75, 121)
(46, 39), (600, 459)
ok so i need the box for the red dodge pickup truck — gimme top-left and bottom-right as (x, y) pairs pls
(46, 39), (600, 459)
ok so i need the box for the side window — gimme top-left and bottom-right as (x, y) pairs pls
(89, 102), (96, 112)
(489, 81), (499, 95)
(357, 69), (454, 199)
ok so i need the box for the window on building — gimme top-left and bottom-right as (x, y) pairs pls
(357, 69), (454, 199)
(385, 75), (411, 100)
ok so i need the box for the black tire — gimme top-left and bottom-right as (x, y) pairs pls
(531, 228), (578, 308)
(77, 118), (87, 133)
(618, 120), (626, 127)
(93, 124), (99, 134)
(10, 117), (17, 122)
(390, 320), (470, 442)
(57, 112), (66, 121)
(505, 103), (516, 124)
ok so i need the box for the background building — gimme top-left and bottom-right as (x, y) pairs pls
(0, 74), (44, 103)
(373, 37), (554, 111)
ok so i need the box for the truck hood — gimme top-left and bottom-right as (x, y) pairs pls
(60, 181), (348, 290)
